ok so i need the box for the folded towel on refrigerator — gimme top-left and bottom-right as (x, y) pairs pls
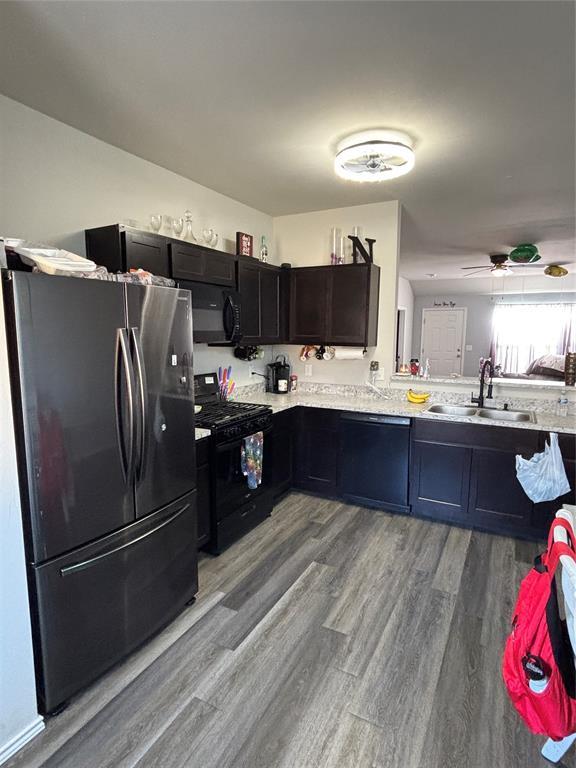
(241, 431), (264, 490)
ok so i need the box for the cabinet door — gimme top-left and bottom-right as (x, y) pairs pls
(289, 268), (329, 343)
(327, 266), (369, 345)
(238, 260), (261, 341)
(125, 232), (170, 276)
(171, 242), (236, 287)
(205, 252), (237, 286)
(271, 410), (294, 499)
(260, 267), (281, 343)
(294, 408), (338, 495)
(410, 440), (472, 523)
(533, 433), (576, 536)
(468, 447), (534, 535)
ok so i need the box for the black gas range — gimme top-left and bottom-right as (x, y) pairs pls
(194, 373), (274, 553)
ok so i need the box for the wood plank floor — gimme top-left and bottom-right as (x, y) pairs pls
(6, 493), (561, 768)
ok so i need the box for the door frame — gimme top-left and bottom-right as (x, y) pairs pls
(395, 308), (406, 371)
(420, 307), (467, 375)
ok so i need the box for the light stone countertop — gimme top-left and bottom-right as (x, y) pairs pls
(195, 427), (211, 441)
(390, 374), (573, 393)
(236, 391), (576, 435)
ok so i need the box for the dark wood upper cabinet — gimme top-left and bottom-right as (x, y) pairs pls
(289, 267), (329, 344)
(237, 258), (282, 344)
(170, 241), (236, 287)
(85, 225), (236, 286)
(85, 225), (170, 277)
(288, 263), (379, 346)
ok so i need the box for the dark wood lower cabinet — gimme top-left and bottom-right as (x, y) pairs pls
(293, 408), (339, 496)
(410, 440), (472, 524)
(411, 419), (546, 539)
(198, 405), (573, 547)
(533, 432), (576, 536)
(270, 410), (294, 500)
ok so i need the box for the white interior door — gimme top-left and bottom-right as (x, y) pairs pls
(421, 308), (466, 376)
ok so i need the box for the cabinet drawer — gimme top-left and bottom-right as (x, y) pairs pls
(299, 406), (339, 430)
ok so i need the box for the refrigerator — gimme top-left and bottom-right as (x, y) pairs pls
(3, 271), (198, 714)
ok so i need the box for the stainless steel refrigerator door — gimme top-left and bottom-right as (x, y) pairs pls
(125, 284), (196, 518)
(7, 273), (135, 563)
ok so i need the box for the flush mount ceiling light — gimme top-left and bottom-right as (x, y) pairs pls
(334, 130), (415, 182)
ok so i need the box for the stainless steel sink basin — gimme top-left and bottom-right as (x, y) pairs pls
(425, 404), (537, 423)
(476, 408), (536, 423)
(426, 404), (477, 416)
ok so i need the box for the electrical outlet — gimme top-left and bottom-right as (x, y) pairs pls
(304, 364), (313, 377)
(465, 344), (473, 352)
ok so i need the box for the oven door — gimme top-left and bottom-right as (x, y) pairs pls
(180, 281), (242, 344)
(213, 425), (272, 519)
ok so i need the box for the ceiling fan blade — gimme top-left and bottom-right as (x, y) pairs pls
(461, 265), (490, 270)
(463, 268), (491, 277)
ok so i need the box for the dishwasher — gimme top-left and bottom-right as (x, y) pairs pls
(338, 413), (410, 513)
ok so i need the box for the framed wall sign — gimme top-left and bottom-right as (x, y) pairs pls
(236, 232), (253, 257)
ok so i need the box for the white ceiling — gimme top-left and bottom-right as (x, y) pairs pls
(0, 1), (574, 281)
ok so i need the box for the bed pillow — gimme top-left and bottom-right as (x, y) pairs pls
(525, 354), (565, 378)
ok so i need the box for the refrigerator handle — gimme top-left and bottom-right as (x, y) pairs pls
(115, 328), (136, 483)
(59, 502), (190, 576)
(130, 327), (148, 480)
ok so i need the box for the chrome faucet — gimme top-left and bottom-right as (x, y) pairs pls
(471, 359), (494, 409)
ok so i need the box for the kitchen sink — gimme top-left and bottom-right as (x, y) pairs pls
(425, 404), (478, 416)
(476, 408), (536, 423)
(425, 403), (536, 423)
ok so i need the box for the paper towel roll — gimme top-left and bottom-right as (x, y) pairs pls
(333, 348), (367, 360)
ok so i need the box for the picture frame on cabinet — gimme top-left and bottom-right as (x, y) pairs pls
(236, 232), (253, 257)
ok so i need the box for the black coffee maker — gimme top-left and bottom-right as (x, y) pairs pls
(267, 355), (291, 394)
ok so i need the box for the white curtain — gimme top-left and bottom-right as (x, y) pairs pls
(491, 303), (576, 374)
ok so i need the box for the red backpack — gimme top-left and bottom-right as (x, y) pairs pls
(503, 518), (576, 741)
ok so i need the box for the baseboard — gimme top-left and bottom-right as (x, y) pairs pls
(0, 716), (44, 766)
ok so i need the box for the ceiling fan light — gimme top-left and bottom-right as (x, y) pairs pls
(544, 265), (569, 278)
(334, 130), (415, 182)
(491, 264), (512, 275)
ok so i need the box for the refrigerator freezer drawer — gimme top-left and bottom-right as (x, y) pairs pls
(32, 490), (198, 714)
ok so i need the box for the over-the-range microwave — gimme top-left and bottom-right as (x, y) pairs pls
(178, 280), (242, 344)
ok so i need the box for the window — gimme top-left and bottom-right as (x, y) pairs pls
(490, 303), (576, 374)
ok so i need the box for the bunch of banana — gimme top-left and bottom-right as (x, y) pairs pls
(406, 389), (431, 404)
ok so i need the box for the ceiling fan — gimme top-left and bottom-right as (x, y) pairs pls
(461, 245), (570, 277)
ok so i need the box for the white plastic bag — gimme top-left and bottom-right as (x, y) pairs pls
(516, 432), (571, 503)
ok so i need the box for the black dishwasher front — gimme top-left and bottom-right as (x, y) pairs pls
(338, 413), (410, 513)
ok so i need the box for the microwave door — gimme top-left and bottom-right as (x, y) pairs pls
(186, 283), (226, 343)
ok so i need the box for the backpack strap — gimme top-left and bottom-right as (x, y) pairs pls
(547, 517), (574, 551)
(548, 542), (576, 577)
(546, 518), (576, 576)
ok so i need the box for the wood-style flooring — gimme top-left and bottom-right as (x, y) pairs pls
(6, 493), (560, 768)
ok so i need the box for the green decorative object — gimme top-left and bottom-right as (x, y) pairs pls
(509, 244), (540, 263)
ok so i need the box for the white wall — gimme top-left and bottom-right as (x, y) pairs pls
(0, 95), (275, 387)
(396, 276), (414, 367)
(272, 201), (401, 384)
(0, 287), (44, 765)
